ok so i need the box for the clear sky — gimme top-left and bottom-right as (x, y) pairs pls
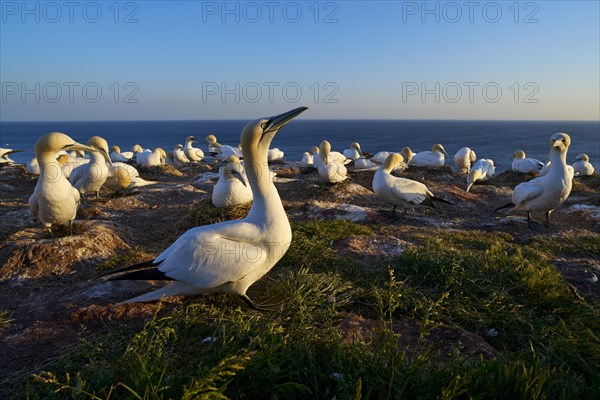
(1, 0), (599, 120)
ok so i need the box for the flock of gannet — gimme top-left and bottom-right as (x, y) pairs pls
(5, 106), (594, 306)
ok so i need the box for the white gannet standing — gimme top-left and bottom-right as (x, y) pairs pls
(212, 155), (253, 208)
(28, 133), (98, 236)
(104, 162), (157, 193)
(69, 136), (113, 200)
(511, 150), (544, 174)
(110, 145), (134, 163)
(268, 148), (285, 162)
(454, 147), (477, 173)
(173, 144), (190, 165)
(184, 136), (205, 162)
(572, 154), (595, 176)
(373, 153), (453, 218)
(410, 144), (448, 168)
(317, 140), (347, 184)
(466, 159), (495, 192)
(301, 151), (313, 165)
(496, 133), (574, 230)
(103, 107), (308, 307)
(206, 134), (243, 159)
(0, 148), (23, 166)
(137, 148), (166, 167)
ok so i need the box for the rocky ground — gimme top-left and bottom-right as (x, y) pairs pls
(1, 161), (598, 393)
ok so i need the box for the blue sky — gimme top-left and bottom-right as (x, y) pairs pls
(1, 0), (599, 120)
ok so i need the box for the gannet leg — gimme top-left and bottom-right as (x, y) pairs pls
(47, 226), (54, 238)
(68, 220), (74, 236)
(95, 191), (100, 200)
(241, 294), (283, 311)
(544, 211), (552, 228)
(527, 212), (542, 231)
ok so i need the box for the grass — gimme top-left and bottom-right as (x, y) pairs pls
(20, 220), (600, 399)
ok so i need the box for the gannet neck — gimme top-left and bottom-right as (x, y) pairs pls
(243, 146), (282, 222)
(90, 151), (104, 164)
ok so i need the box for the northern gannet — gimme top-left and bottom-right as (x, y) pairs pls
(28, 133), (98, 236)
(184, 136), (205, 162)
(0, 148), (23, 166)
(212, 155), (253, 208)
(311, 145), (349, 167)
(454, 147), (476, 173)
(173, 144), (190, 165)
(317, 140), (348, 184)
(410, 144), (448, 168)
(104, 107), (308, 306)
(511, 150), (544, 174)
(26, 158), (40, 175)
(343, 142), (363, 160)
(137, 148), (166, 167)
(104, 162), (157, 193)
(400, 147), (414, 164)
(69, 136), (113, 200)
(61, 152), (91, 179)
(466, 159), (495, 192)
(572, 154), (595, 176)
(110, 145), (134, 163)
(373, 153), (453, 218)
(496, 133), (574, 229)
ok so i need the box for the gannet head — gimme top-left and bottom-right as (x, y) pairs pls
(87, 136), (113, 166)
(382, 153), (404, 173)
(206, 134), (217, 144)
(156, 148), (167, 164)
(132, 144), (143, 153)
(112, 145), (121, 154)
(550, 132), (571, 152)
(34, 132), (98, 160)
(241, 107), (308, 160)
(319, 140), (332, 164)
(432, 144), (448, 157)
(400, 147), (413, 163)
(576, 153), (589, 162)
(513, 150), (526, 159)
(466, 169), (483, 192)
(186, 136), (196, 144)
(223, 155), (246, 186)
(310, 146), (320, 155)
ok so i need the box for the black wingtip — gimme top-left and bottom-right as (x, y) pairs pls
(98, 259), (160, 279)
(108, 268), (174, 281)
(431, 196), (455, 206)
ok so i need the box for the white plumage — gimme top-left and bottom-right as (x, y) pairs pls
(212, 156), (253, 208)
(454, 147), (477, 173)
(69, 136), (113, 199)
(268, 148), (285, 162)
(137, 148), (166, 167)
(173, 144), (190, 165)
(301, 152), (313, 165)
(184, 136), (204, 162)
(317, 140), (347, 184)
(572, 154), (595, 176)
(110, 146), (133, 163)
(103, 162), (157, 193)
(410, 144), (448, 168)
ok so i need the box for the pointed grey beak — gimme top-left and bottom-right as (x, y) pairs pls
(442, 148), (449, 157)
(263, 106), (308, 133)
(100, 149), (113, 166)
(65, 142), (98, 154)
(231, 170), (247, 187)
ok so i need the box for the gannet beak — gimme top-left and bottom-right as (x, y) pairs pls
(5, 149), (25, 155)
(263, 106), (308, 134)
(231, 170), (247, 187)
(442, 149), (449, 157)
(65, 142), (98, 154)
(99, 149), (113, 166)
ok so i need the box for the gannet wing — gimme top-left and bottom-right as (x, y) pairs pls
(512, 181), (544, 206)
(155, 223), (267, 289)
(390, 179), (429, 205)
(69, 163), (87, 187)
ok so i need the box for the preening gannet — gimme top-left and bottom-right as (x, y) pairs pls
(69, 136), (113, 200)
(212, 155), (253, 208)
(572, 154), (595, 176)
(511, 150), (544, 174)
(466, 159), (495, 192)
(110, 145), (134, 163)
(28, 133), (98, 235)
(317, 140), (348, 184)
(454, 147), (476, 173)
(343, 142), (363, 160)
(410, 144), (448, 168)
(104, 162), (157, 193)
(137, 148), (166, 167)
(400, 147), (414, 164)
(373, 153), (453, 218)
(103, 107), (308, 306)
(496, 133), (574, 230)
(173, 144), (190, 165)
(311, 145), (349, 168)
(184, 136), (205, 162)
(0, 148), (23, 166)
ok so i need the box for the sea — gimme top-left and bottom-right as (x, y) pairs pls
(1, 120), (599, 171)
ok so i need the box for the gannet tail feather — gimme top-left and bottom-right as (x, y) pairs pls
(119, 282), (199, 304)
(108, 268), (174, 281)
(132, 177), (158, 188)
(494, 202), (514, 212)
